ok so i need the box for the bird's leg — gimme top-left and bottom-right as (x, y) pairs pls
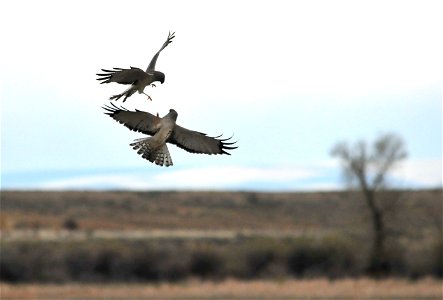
(142, 92), (152, 101)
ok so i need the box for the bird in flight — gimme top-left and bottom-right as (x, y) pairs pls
(103, 103), (237, 167)
(97, 32), (175, 102)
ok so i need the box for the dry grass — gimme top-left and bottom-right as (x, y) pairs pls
(1, 278), (441, 299)
(1, 228), (323, 242)
(2, 190), (441, 236)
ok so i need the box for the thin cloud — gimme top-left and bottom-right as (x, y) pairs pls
(392, 159), (442, 187)
(9, 160), (442, 191)
(34, 166), (320, 191)
(152, 166), (318, 189)
(38, 175), (150, 191)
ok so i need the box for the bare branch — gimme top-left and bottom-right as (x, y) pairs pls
(330, 132), (408, 276)
(371, 133), (407, 190)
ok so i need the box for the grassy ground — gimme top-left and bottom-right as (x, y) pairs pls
(1, 278), (441, 299)
(1, 190), (441, 296)
(2, 190), (440, 235)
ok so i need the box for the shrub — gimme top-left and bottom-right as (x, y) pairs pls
(63, 218), (79, 231)
(287, 236), (356, 278)
(93, 250), (120, 278)
(65, 248), (97, 281)
(1, 243), (65, 282)
(0, 255), (27, 282)
(190, 250), (224, 279)
(0, 234), (440, 283)
(434, 237), (443, 277)
(245, 249), (276, 278)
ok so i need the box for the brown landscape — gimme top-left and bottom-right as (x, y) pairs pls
(1, 278), (441, 299)
(1, 190), (442, 299)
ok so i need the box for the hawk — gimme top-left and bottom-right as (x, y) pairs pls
(103, 103), (237, 167)
(97, 32), (175, 102)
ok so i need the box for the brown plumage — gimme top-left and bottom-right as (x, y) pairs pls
(103, 103), (237, 167)
(97, 32), (175, 102)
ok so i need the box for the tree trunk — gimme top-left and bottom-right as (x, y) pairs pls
(364, 189), (389, 276)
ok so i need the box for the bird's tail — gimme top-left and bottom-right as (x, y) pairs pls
(110, 92), (131, 102)
(110, 87), (137, 102)
(109, 93), (124, 101)
(130, 137), (173, 167)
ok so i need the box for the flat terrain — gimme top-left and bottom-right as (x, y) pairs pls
(2, 190), (441, 234)
(1, 278), (442, 299)
(1, 190), (441, 298)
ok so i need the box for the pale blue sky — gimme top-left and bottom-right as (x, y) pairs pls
(1, 0), (442, 190)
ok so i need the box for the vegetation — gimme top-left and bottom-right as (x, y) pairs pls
(1, 232), (441, 283)
(331, 133), (408, 276)
(1, 190), (440, 234)
(0, 190), (441, 282)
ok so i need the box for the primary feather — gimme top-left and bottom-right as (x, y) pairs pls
(103, 103), (237, 167)
(97, 32), (175, 102)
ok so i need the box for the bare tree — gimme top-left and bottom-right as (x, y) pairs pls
(331, 133), (407, 276)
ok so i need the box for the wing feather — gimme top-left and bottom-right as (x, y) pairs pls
(146, 31), (175, 71)
(103, 103), (160, 135)
(169, 125), (237, 155)
(97, 67), (150, 85)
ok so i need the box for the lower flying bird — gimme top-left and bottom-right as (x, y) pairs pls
(103, 103), (237, 167)
(97, 32), (175, 102)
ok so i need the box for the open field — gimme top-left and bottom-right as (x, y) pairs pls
(1, 190), (441, 235)
(1, 190), (442, 289)
(1, 278), (442, 299)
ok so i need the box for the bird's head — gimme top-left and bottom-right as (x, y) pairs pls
(155, 72), (165, 84)
(168, 109), (178, 120)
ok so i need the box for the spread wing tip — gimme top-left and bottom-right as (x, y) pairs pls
(102, 102), (130, 115)
(218, 135), (238, 155)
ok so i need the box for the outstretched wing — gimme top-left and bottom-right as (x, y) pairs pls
(146, 31), (175, 71)
(97, 67), (150, 85)
(169, 125), (237, 155)
(103, 103), (160, 136)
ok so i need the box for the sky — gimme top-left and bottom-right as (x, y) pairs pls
(1, 0), (442, 191)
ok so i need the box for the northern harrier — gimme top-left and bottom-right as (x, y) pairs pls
(103, 103), (237, 167)
(97, 32), (175, 102)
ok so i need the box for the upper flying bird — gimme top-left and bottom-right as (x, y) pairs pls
(97, 32), (175, 102)
(103, 103), (237, 167)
